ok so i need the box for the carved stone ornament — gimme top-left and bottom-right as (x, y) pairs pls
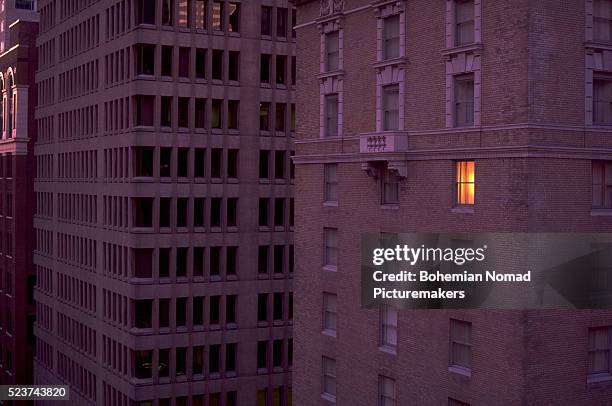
(321, 0), (344, 16)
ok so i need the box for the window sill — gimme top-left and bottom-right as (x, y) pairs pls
(451, 206), (474, 214)
(373, 57), (406, 69)
(587, 373), (612, 384)
(585, 41), (612, 51)
(323, 201), (338, 207)
(448, 365), (472, 378)
(323, 265), (337, 273)
(316, 69), (345, 80)
(378, 345), (397, 355)
(591, 209), (612, 216)
(322, 329), (336, 338)
(321, 393), (336, 403)
(380, 204), (399, 210)
(441, 42), (484, 57)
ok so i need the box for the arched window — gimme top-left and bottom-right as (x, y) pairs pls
(6, 72), (13, 137)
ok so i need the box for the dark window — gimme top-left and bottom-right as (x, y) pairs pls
(195, 98), (206, 128)
(133, 198), (153, 227)
(257, 341), (267, 369)
(210, 247), (221, 276)
(258, 246), (269, 274)
(209, 344), (220, 374)
(226, 343), (237, 373)
(194, 198), (205, 227)
(162, 46), (173, 76)
(261, 54), (271, 84)
(178, 98), (189, 128)
(133, 147), (154, 177)
(275, 151), (285, 179)
(226, 295), (237, 324)
(179, 47), (190, 78)
(195, 148), (206, 177)
(261, 6), (272, 36)
(159, 197), (171, 228)
(176, 297), (187, 326)
(159, 248), (171, 278)
(161, 96), (172, 127)
(133, 248), (153, 278)
(274, 245), (284, 273)
(193, 296), (204, 325)
(228, 149), (239, 178)
(193, 345), (204, 375)
(229, 51), (239, 81)
(211, 148), (222, 178)
(212, 50), (223, 80)
(134, 350), (153, 379)
(211, 198), (221, 228)
(274, 198), (284, 227)
(135, 96), (154, 126)
(134, 300), (153, 328)
(277, 8), (288, 37)
(227, 198), (238, 227)
(193, 247), (205, 277)
(275, 103), (286, 132)
(158, 348), (169, 377)
(273, 340), (283, 368)
(160, 147), (172, 177)
(177, 148), (188, 177)
(212, 99), (222, 129)
(228, 100), (239, 129)
(226, 246), (238, 275)
(276, 55), (286, 85)
(259, 198), (269, 227)
(210, 296), (221, 324)
(136, 0), (156, 24)
(136, 44), (155, 75)
(257, 293), (268, 321)
(159, 298), (170, 328)
(196, 49), (206, 79)
(176, 248), (188, 277)
(259, 150), (270, 179)
(260, 102), (270, 131)
(161, 0), (173, 25)
(273, 292), (283, 320)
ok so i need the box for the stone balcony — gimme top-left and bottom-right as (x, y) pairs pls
(359, 131), (408, 178)
(360, 131), (408, 154)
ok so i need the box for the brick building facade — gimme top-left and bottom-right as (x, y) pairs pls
(0, 19), (38, 390)
(33, 1), (295, 405)
(293, 0), (612, 404)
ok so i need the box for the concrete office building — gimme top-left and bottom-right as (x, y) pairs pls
(33, 1), (295, 405)
(0, 18), (37, 390)
(293, 0), (612, 404)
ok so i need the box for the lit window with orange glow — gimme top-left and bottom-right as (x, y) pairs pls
(456, 161), (475, 205)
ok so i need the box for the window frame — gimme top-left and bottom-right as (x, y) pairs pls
(455, 160), (475, 207)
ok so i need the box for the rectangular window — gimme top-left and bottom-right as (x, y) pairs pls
(229, 3), (240, 32)
(594, 76), (612, 125)
(379, 376), (396, 406)
(273, 339), (283, 368)
(380, 307), (398, 349)
(277, 8), (288, 37)
(275, 151), (285, 179)
(261, 54), (271, 84)
(229, 51), (239, 81)
(274, 245), (284, 273)
(176, 198), (188, 227)
(382, 169), (399, 205)
(595, 0), (612, 43)
(274, 198), (285, 227)
(212, 99), (222, 129)
(228, 100), (239, 130)
(455, 161), (475, 206)
(325, 94), (339, 137)
(257, 293), (268, 321)
(588, 327), (612, 378)
(209, 344), (220, 374)
(212, 1), (224, 31)
(449, 318), (472, 371)
(137, 0), (156, 24)
(159, 248), (171, 278)
(227, 198), (238, 227)
(382, 85), (399, 131)
(136, 44), (155, 76)
(210, 198), (221, 228)
(193, 247), (205, 276)
(326, 31), (340, 71)
(259, 150), (270, 179)
(178, 98), (189, 128)
(260, 102), (270, 130)
(158, 348), (169, 378)
(210, 296), (220, 324)
(383, 15), (400, 60)
(193, 296), (204, 325)
(134, 350), (153, 379)
(212, 50), (223, 80)
(160, 147), (172, 177)
(177, 0), (189, 26)
(161, 96), (172, 127)
(162, 46), (173, 76)
(178, 47), (190, 78)
(324, 228), (338, 268)
(276, 55), (287, 85)
(160, 198), (171, 228)
(322, 293), (337, 333)
(228, 149), (239, 178)
(226, 294), (237, 323)
(195, 98), (206, 128)
(257, 341), (268, 369)
(193, 345), (204, 375)
(324, 163), (338, 203)
(162, 0), (173, 26)
(322, 357), (336, 398)
(259, 198), (269, 227)
(226, 343), (237, 373)
(276, 103), (286, 132)
(196, 49), (206, 79)
(455, 0), (475, 46)
(195, 0), (207, 29)
(261, 6), (272, 36)
(160, 298), (170, 327)
(454, 74), (474, 127)
(135, 95), (154, 126)
(593, 161), (612, 208)
(273, 292), (283, 320)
